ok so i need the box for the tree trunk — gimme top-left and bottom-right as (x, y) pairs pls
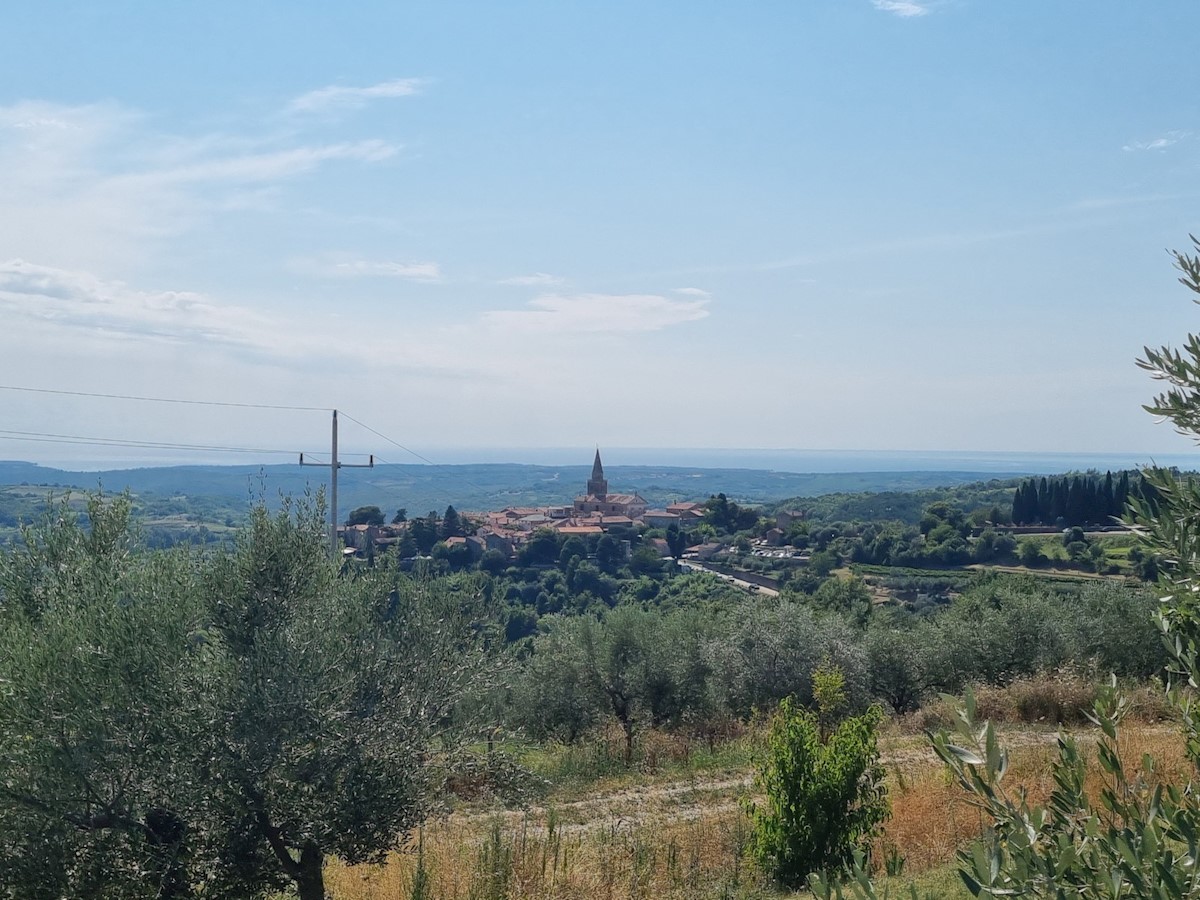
(294, 841), (326, 900)
(622, 718), (634, 767)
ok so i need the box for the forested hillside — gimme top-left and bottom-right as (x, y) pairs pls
(0, 459), (1029, 519)
(768, 479), (1021, 525)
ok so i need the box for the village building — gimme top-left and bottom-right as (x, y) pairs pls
(647, 537), (673, 557)
(479, 530), (515, 556)
(572, 449), (648, 518)
(667, 501), (706, 526)
(642, 509), (682, 529)
(776, 509), (805, 530)
(554, 524), (604, 538)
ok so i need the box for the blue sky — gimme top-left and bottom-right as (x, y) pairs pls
(1, 1), (1198, 466)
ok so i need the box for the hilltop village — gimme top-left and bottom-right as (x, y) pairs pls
(338, 455), (1148, 593)
(339, 449), (724, 563)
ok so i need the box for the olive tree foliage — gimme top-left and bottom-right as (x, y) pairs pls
(512, 598), (871, 754)
(859, 583), (1164, 716)
(863, 614), (928, 714)
(510, 616), (606, 745)
(200, 498), (499, 900)
(0, 495), (211, 899)
(812, 239), (1200, 898)
(705, 598), (868, 719)
(512, 606), (713, 763)
(0, 494), (497, 900)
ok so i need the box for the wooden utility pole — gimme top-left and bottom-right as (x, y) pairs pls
(299, 409), (374, 558)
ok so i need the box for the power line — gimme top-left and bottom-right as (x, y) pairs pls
(337, 411), (496, 501)
(0, 385), (398, 469)
(0, 384), (328, 412)
(0, 428), (315, 457)
(338, 411), (441, 466)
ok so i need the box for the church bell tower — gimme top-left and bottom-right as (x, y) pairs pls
(587, 448), (608, 499)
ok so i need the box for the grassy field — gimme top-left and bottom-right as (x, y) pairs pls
(321, 709), (1185, 900)
(1012, 532), (1137, 575)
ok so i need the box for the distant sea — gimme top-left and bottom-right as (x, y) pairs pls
(25, 447), (1198, 476)
(404, 447), (1199, 475)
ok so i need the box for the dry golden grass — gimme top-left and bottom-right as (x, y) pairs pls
(326, 807), (761, 900)
(899, 673), (1175, 732)
(879, 724), (1188, 872)
(324, 722), (1189, 900)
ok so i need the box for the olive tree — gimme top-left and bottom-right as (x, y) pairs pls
(200, 498), (498, 900)
(705, 598), (867, 718)
(509, 616), (606, 744)
(0, 495), (497, 900)
(0, 495), (211, 899)
(511, 606), (712, 762)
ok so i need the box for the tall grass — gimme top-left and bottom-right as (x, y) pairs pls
(879, 723), (1188, 874)
(902, 672), (1173, 732)
(325, 807), (765, 900)
(326, 684), (1187, 900)
(515, 720), (761, 797)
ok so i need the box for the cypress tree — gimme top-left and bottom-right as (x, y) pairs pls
(1023, 481), (1038, 524)
(440, 505), (463, 539)
(1012, 482), (1029, 525)
(1079, 476), (1097, 525)
(1116, 471), (1131, 519)
(1065, 476), (1085, 526)
(1050, 480), (1067, 523)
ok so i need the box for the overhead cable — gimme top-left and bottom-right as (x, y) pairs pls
(0, 384), (328, 412)
(0, 428), (309, 456)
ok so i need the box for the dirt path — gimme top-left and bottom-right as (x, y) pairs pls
(446, 728), (1076, 839)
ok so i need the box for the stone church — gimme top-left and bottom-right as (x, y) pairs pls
(572, 449), (647, 518)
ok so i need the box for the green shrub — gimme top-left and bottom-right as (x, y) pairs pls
(746, 698), (888, 888)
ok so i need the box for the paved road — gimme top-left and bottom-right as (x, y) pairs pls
(677, 560), (779, 596)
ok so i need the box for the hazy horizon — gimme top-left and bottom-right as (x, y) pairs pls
(6, 446), (1195, 477)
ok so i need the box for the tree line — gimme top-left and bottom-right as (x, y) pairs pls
(509, 575), (1163, 759)
(1009, 470), (1148, 526)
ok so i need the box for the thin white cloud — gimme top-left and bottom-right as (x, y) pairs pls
(0, 259), (271, 351)
(871, 0), (931, 16)
(1123, 130), (1189, 152)
(290, 254), (441, 281)
(647, 216), (1118, 280)
(288, 78), (426, 113)
(0, 99), (136, 136)
(498, 272), (565, 286)
(673, 286), (711, 298)
(0, 258), (458, 373)
(0, 100), (401, 270)
(331, 260), (440, 280)
(482, 292), (709, 335)
(107, 141), (398, 191)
